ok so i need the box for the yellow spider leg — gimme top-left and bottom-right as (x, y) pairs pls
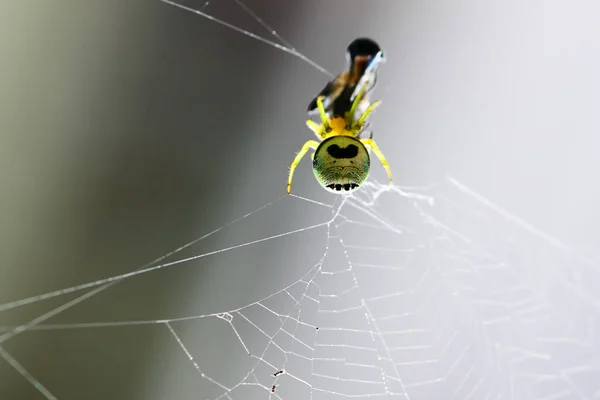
(287, 140), (319, 194)
(316, 96), (331, 131)
(306, 120), (323, 138)
(357, 100), (382, 128)
(346, 83), (366, 126)
(361, 138), (393, 183)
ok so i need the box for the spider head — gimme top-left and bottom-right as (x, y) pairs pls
(312, 136), (370, 193)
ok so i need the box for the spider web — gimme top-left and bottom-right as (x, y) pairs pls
(2, 177), (599, 400)
(1, 1), (600, 399)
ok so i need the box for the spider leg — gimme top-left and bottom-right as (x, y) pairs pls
(306, 96), (333, 140)
(361, 138), (392, 183)
(346, 82), (368, 128)
(306, 120), (325, 139)
(359, 122), (374, 139)
(316, 96), (331, 131)
(307, 81), (335, 114)
(287, 140), (320, 194)
(357, 100), (381, 128)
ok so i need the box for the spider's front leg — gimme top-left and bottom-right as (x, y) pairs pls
(287, 140), (319, 194)
(306, 96), (332, 140)
(345, 79), (381, 132)
(356, 100), (381, 131)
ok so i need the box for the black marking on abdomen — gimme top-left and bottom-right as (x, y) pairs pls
(327, 144), (359, 159)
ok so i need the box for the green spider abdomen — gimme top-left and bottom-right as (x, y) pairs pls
(312, 136), (370, 193)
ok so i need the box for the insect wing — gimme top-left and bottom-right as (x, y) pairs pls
(350, 50), (385, 102)
(307, 93), (333, 116)
(307, 74), (346, 116)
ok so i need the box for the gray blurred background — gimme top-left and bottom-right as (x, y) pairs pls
(1, 0), (599, 399)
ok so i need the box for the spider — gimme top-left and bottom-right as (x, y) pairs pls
(287, 84), (393, 194)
